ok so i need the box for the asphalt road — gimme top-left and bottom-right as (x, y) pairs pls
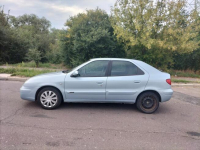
(0, 81), (200, 150)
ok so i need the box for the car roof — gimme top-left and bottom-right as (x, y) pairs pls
(91, 58), (135, 61)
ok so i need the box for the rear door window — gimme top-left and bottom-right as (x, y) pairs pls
(111, 61), (144, 76)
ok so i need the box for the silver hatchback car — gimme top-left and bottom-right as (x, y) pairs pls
(20, 58), (173, 113)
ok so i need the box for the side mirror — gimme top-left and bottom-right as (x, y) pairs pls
(71, 70), (79, 77)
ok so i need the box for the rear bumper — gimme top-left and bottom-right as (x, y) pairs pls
(159, 89), (173, 102)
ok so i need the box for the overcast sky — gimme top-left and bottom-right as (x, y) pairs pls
(1, 0), (197, 29)
(1, 0), (116, 29)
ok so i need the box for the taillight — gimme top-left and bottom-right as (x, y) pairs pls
(166, 79), (171, 85)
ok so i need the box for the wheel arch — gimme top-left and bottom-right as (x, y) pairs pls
(136, 90), (161, 102)
(35, 86), (64, 102)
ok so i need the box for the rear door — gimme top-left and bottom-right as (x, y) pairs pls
(105, 60), (149, 101)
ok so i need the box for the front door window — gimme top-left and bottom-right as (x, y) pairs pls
(78, 60), (109, 77)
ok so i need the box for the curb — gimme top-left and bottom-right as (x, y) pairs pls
(172, 84), (200, 87)
(0, 77), (29, 82)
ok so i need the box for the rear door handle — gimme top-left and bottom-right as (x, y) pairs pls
(97, 81), (103, 84)
(134, 80), (140, 83)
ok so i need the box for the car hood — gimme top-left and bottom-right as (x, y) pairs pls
(25, 71), (67, 84)
(34, 71), (64, 77)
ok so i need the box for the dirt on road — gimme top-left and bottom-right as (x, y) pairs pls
(0, 81), (200, 150)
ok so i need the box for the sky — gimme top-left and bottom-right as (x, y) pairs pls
(1, 0), (197, 29)
(0, 0), (116, 29)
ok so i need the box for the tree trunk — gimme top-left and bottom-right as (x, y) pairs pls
(36, 61), (39, 68)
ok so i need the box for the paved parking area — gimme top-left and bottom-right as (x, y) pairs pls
(0, 81), (200, 150)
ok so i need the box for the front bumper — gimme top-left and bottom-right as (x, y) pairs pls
(20, 86), (36, 101)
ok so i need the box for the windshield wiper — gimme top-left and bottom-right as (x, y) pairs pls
(62, 70), (70, 73)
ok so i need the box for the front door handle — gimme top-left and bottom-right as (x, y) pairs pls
(96, 81), (103, 84)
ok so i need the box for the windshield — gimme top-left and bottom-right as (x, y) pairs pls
(62, 60), (91, 73)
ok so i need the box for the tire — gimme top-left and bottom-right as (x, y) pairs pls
(37, 87), (62, 109)
(136, 92), (159, 114)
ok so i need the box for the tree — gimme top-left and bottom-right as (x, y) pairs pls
(26, 48), (41, 67)
(9, 14), (52, 63)
(10, 14), (50, 34)
(0, 6), (12, 63)
(0, 11), (53, 64)
(46, 28), (63, 64)
(111, 0), (200, 70)
(62, 8), (125, 67)
(46, 39), (63, 64)
(0, 13), (52, 64)
(173, 15), (200, 72)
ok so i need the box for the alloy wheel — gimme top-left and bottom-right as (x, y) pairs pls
(40, 90), (58, 108)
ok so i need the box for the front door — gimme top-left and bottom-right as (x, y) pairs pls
(65, 60), (109, 101)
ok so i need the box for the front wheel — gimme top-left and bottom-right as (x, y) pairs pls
(136, 92), (159, 114)
(37, 87), (62, 109)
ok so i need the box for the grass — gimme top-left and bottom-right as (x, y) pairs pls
(171, 79), (193, 84)
(4, 61), (66, 69)
(0, 68), (56, 77)
(169, 70), (200, 78)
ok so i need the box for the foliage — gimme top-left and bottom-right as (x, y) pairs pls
(26, 48), (41, 67)
(169, 70), (200, 78)
(46, 28), (63, 64)
(62, 8), (126, 67)
(0, 10), (57, 64)
(111, 0), (200, 70)
(0, 4), (200, 73)
(173, 49), (200, 72)
(4, 61), (65, 69)
(172, 15), (200, 72)
(10, 14), (52, 62)
(0, 7), (24, 63)
(10, 14), (50, 33)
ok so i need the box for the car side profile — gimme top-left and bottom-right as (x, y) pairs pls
(20, 58), (173, 113)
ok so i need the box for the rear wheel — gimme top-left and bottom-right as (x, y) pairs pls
(37, 87), (62, 109)
(136, 92), (159, 114)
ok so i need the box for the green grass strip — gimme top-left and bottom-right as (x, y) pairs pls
(0, 68), (56, 77)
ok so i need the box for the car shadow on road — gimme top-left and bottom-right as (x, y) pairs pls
(61, 102), (137, 110)
(23, 101), (171, 114)
(156, 103), (172, 114)
(23, 101), (138, 111)
(63, 103), (172, 114)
